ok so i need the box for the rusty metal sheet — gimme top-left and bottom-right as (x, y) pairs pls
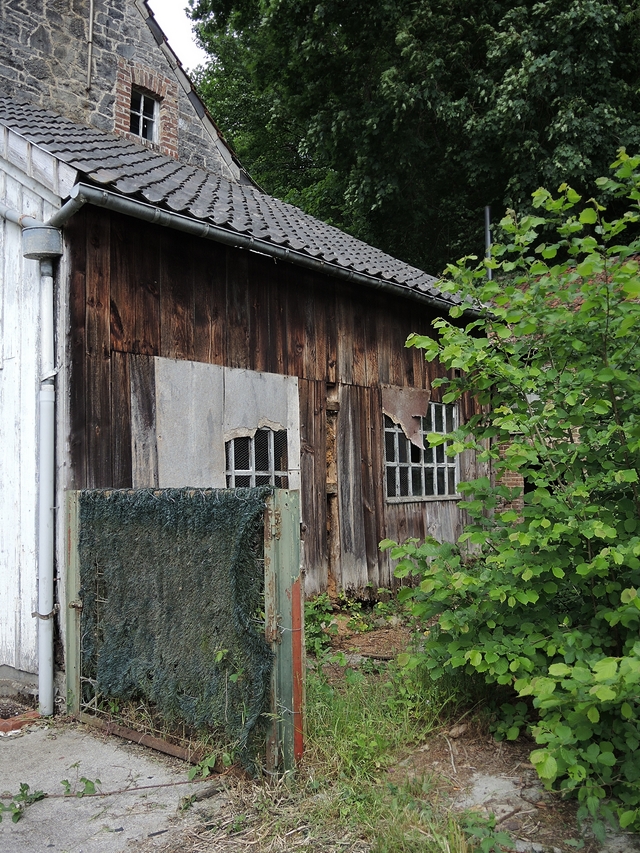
(381, 384), (432, 449)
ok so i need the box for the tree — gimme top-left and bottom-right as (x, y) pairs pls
(189, 0), (640, 273)
(383, 151), (640, 835)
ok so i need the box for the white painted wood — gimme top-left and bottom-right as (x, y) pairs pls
(0, 182), (39, 674)
(1, 128), (77, 201)
(0, 170), (62, 678)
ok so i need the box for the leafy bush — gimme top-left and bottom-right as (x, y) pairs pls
(384, 151), (640, 837)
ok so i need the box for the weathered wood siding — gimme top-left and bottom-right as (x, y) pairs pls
(67, 206), (483, 595)
(0, 172), (58, 677)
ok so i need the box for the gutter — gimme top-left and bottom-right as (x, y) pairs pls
(66, 183), (482, 320)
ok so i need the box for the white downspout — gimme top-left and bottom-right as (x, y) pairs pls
(22, 227), (64, 716)
(37, 259), (56, 716)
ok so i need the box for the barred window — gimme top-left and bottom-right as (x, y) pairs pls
(129, 89), (158, 142)
(225, 428), (289, 488)
(384, 402), (458, 500)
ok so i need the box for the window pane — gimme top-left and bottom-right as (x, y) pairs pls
(425, 469), (434, 496)
(437, 468), (445, 495)
(399, 467), (409, 496)
(423, 410), (432, 432)
(446, 405), (454, 433)
(255, 429), (269, 471)
(434, 404), (443, 433)
(255, 475), (270, 486)
(411, 468), (423, 496)
(386, 467), (397, 497)
(385, 432), (396, 462)
(436, 443), (444, 464)
(129, 113), (140, 135)
(275, 475), (289, 489)
(234, 437), (250, 469)
(131, 90), (142, 112)
(448, 467), (456, 494)
(398, 438), (408, 463)
(274, 430), (288, 471)
(410, 442), (421, 463)
(142, 117), (154, 140)
(236, 475), (251, 487)
(142, 96), (155, 118)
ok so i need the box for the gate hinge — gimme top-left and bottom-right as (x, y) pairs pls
(68, 600), (83, 611)
(270, 509), (282, 541)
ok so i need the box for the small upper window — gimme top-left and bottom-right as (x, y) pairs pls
(129, 89), (158, 142)
(384, 402), (459, 500)
(226, 429), (289, 488)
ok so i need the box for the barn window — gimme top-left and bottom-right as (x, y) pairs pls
(384, 403), (458, 500)
(225, 429), (289, 488)
(129, 89), (158, 142)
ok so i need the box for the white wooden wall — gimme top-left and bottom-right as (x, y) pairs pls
(0, 167), (59, 678)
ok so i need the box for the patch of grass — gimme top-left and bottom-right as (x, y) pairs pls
(195, 663), (510, 852)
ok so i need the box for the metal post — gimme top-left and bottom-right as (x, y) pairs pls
(65, 492), (81, 714)
(264, 490), (303, 772)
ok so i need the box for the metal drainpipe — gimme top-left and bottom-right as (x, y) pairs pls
(86, 0), (95, 91)
(22, 226), (64, 716)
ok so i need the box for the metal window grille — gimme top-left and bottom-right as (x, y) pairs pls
(129, 89), (158, 142)
(226, 429), (289, 488)
(384, 403), (458, 499)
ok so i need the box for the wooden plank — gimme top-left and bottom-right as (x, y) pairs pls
(85, 207), (112, 488)
(368, 385), (387, 585)
(225, 250), (251, 369)
(299, 379), (328, 593)
(351, 300), (367, 387)
(111, 351), (132, 488)
(129, 354), (158, 488)
(364, 298), (380, 387)
(109, 213), (134, 353)
(336, 291), (354, 386)
(65, 491), (81, 714)
(160, 229), (194, 360)
(135, 221), (161, 356)
(286, 267), (306, 378)
(248, 253), (271, 374)
(193, 239), (224, 365)
(302, 276), (319, 381)
(358, 385), (379, 592)
(268, 261), (288, 376)
(336, 384), (368, 592)
(325, 281), (337, 385)
(66, 211), (88, 488)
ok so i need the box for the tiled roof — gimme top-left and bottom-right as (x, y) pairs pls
(0, 98), (455, 305)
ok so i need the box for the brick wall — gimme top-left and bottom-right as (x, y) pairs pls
(0, 0), (238, 178)
(114, 59), (178, 158)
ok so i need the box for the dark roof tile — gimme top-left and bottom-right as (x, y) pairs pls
(0, 98), (450, 304)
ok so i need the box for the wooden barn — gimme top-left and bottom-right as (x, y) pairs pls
(0, 0), (483, 711)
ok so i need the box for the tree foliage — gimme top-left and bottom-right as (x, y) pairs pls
(383, 151), (640, 835)
(189, 0), (640, 273)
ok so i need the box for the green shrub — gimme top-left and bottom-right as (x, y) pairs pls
(385, 151), (640, 838)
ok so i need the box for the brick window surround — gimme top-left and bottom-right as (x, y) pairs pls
(115, 59), (179, 158)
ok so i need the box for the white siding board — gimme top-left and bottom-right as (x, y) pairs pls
(0, 172), (60, 677)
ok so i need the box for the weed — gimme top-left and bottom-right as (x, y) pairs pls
(304, 593), (337, 657)
(0, 784), (45, 823)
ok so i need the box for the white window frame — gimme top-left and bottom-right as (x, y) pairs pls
(225, 428), (289, 488)
(129, 89), (159, 143)
(384, 402), (460, 502)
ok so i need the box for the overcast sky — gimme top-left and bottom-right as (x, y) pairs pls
(147, 0), (209, 72)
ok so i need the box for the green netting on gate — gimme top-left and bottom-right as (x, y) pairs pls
(78, 488), (273, 765)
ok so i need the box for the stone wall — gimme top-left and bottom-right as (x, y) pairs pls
(0, 0), (241, 179)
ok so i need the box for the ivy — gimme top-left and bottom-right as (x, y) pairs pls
(385, 150), (640, 837)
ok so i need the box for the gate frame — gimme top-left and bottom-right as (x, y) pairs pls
(65, 488), (303, 772)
